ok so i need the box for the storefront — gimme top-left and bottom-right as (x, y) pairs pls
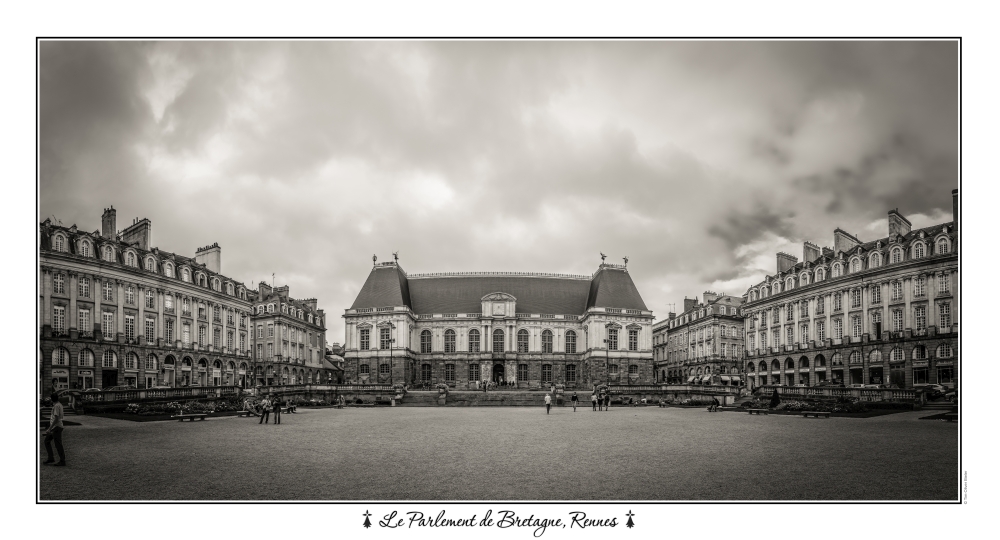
(77, 369), (94, 390)
(889, 362), (906, 387)
(912, 360), (929, 385)
(936, 360), (954, 386)
(51, 368), (69, 391)
(868, 366), (884, 385)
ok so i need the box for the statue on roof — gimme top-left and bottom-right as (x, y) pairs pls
(372, 254), (377, 266)
(392, 251), (399, 263)
(623, 256), (629, 267)
(600, 252), (606, 263)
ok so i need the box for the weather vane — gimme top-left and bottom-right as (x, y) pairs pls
(372, 254), (377, 266)
(623, 256), (629, 267)
(392, 251), (399, 263)
(600, 252), (606, 263)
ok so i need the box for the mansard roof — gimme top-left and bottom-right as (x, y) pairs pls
(350, 263), (648, 315)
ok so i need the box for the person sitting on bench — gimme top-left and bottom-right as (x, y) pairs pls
(710, 397), (720, 412)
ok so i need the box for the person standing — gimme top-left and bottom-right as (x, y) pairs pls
(259, 395), (271, 424)
(591, 392), (597, 412)
(544, 393), (552, 415)
(42, 393), (66, 466)
(272, 395), (281, 425)
(571, 392), (578, 412)
(604, 393), (610, 411)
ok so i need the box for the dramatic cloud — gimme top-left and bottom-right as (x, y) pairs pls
(39, 40), (958, 340)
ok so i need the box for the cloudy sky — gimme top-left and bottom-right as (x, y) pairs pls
(39, 40), (958, 340)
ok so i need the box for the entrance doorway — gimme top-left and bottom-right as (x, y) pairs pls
(849, 368), (863, 385)
(869, 367), (884, 385)
(493, 364), (505, 384)
(102, 369), (118, 388)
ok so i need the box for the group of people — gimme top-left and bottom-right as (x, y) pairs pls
(254, 395), (298, 424)
(478, 379), (516, 391)
(591, 392), (611, 411)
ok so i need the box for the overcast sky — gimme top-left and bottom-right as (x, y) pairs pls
(39, 40), (958, 341)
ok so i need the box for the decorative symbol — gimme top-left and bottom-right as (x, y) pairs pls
(626, 510), (634, 529)
(363, 510), (372, 529)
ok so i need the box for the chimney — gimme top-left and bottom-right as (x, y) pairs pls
(683, 297), (697, 312)
(120, 217), (152, 250)
(303, 298), (318, 311)
(258, 281), (273, 297)
(833, 228), (861, 254)
(194, 243), (221, 274)
(776, 252), (798, 274)
(668, 312), (676, 320)
(887, 209), (912, 237)
(703, 291), (719, 304)
(822, 247), (834, 258)
(952, 189), (958, 232)
(802, 241), (822, 264)
(101, 206), (116, 239)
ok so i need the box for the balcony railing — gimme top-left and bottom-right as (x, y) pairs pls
(80, 385), (243, 404)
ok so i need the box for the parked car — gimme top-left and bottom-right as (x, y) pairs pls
(848, 383), (866, 389)
(913, 383), (946, 398)
(861, 384), (883, 389)
(944, 390), (957, 402)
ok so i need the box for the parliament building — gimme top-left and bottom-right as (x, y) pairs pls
(342, 260), (655, 389)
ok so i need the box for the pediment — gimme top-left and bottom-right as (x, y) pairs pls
(481, 292), (517, 302)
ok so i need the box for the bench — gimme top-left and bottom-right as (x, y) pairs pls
(943, 413), (958, 423)
(747, 409), (769, 415)
(172, 414), (207, 422)
(801, 411), (831, 418)
(237, 410), (256, 417)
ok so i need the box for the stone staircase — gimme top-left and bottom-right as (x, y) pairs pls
(920, 400), (957, 412)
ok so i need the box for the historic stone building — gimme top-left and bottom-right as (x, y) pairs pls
(342, 260), (655, 389)
(247, 282), (329, 386)
(38, 207), (254, 395)
(741, 190), (959, 389)
(653, 292), (745, 385)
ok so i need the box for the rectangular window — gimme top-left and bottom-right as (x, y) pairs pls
(541, 364), (552, 383)
(213, 328), (220, 347)
(851, 289), (861, 309)
(833, 319), (843, 339)
(892, 310), (903, 332)
(445, 364), (455, 382)
(871, 285), (882, 304)
(816, 297), (825, 314)
(938, 274), (950, 293)
(227, 331), (234, 350)
(816, 320), (825, 342)
(720, 343), (727, 358)
(469, 363), (480, 381)
(256, 325), (263, 339)
(124, 315), (135, 341)
(145, 289), (154, 309)
(800, 302), (808, 318)
(915, 306), (927, 331)
(566, 364), (577, 382)
(267, 324), (274, 338)
(198, 326), (206, 346)
(517, 364), (528, 381)
(628, 329), (638, 351)
(852, 315), (862, 338)
(165, 319), (174, 342)
(914, 277), (925, 297)
(53, 274), (65, 295)
(772, 309), (780, 324)
(607, 329), (618, 351)
(468, 331), (480, 353)
(145, 318), (155, 345)
(267, 343), (274, 358)
(164, 294), (173, 310)
(380, 327), (391, 349)
(800, 323), (808, 342)
(182, 298), (190, 315)
(53, 305), (65, 333)
(786, 326), (793, 345)
(240, 333), (246, 352)
(360, 328), (370, 350)
(939, 303), (951, 327)
(103, 282), (113, 301)
(182, 323), (191, 346)
(891, 281), (902, 301)
(78, 309), (91, 334)
(78, 277), (90, 298)
(772, 328), (779, 348)
(256, 344), (263, 359)
(102, 312), (114, 339)
(786, 304), (793, 321)
(833, 293), (842, 311)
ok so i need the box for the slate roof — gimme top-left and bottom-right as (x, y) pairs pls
(350, 264), (648, 314)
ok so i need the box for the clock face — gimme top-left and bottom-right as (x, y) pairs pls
(492, 303), (506, 316)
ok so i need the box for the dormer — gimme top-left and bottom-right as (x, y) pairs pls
(482, 292), (516, 318)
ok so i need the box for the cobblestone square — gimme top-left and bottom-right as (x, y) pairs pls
(39, 407), (958, 501)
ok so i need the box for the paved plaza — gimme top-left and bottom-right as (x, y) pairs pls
(39, 406), (958, 501)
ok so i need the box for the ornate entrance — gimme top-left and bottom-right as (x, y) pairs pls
(492, 363), (505, 384)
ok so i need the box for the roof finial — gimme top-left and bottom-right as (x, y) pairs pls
(392, 251), (399, 263)
(623, 256), (628, 268)
(373, 254), (377, 266)
(600, 252), (606, 263)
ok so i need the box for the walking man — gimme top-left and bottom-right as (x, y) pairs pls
(544, 393), (552, 415)
(571, 392), (578, 412)
(273, 395), (282, 424)
(259, 395), (271, 424)
(591, 392), (597, 411)
(42, 392), (66, 466)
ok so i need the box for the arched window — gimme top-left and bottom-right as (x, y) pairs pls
(816, 268), (825, 281)
(848, 351), (862, 364)
(53, 234), (64, 252)
(565, 330), (577, 353)
(628, 364), (639, 376)
(199, 274), (206, 287)
(493, 329), (505, 353)
(759, 361), (768, 373)
(444, 329), (456, 353)
(52, 348), (69, 366)
(850, 258), (860, 273)
(786, 277), (794, 290)
(145, 257), (155, 271)
(799, 356), (809, 369)
(747, 362), (756, 373)
(937, 238), (949, 254)
(913, 242), (925, 258)
(126, 252), (135, 267)
(182, 268), (190, 282)
(227, 283), (234, 295)
(541, 364), (552, 383)
(541, 330), (553, 353)
(890, 347), (904, 362)
(517, 329), (529, 352)
(912, 345), (926, 360)
(102, 350), (117, 368)
(800, 273), (809, 285)
(869, 349), (882, 363)
(78, 349), (94, 367)
(420, 330), (432, 353)
(164, 263), (173, 278)
(869, 253), (880, 268)
(80, 240), (91, 257)
(103, 246), (114, 262)
(468, 329), (480, 353)
(830, 353), (843, 367)
(832, 263), (842, 278)
(936, 344), (954, 358)
(891, 248), (902, 264)
(144, 354), (157, 371)
(771, 359), (781, 371)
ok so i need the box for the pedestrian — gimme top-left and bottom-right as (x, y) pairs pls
(42, 393), (66, 466)
(604, 393), (610, 411)
(711, 397), (720, 412)
(258, 395), (271, 424)
(544, 393), (552, 414)
(273, 395), (282, 424)
(591, 393), (597, 411)
(571, 392), (578, 412)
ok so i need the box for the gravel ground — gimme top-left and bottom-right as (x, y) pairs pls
(38, 406), (958, 501)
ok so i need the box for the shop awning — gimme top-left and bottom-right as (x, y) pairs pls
(687, 376), (696, 383)
(701, 375), (713, 383)
(720, 376), (731, 382)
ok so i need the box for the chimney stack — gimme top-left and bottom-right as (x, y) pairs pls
(101, 206), (116, 240)
(802, 241), (822, 264)
(833, 228), (861, 254)
(683, 297), (697, 312)
(703, 291), (719, 304)
(194, 243), (222, 274)
(776, 252), (798, 274)
(887, 209), (912, 237)
(120, 217), (152, 250)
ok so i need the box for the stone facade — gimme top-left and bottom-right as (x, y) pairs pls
(653, 292), (745, 384)
(248, 282), (330, 386)
(741, 190), (959, 389)
(342, 262), (655, 390)
(39, 207), (253, 395)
